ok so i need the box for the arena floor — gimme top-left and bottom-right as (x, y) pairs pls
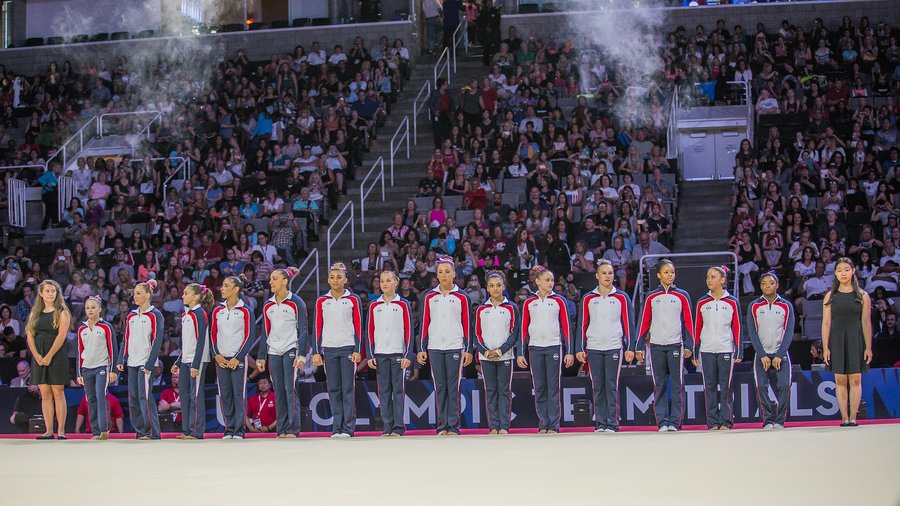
(5, 423), (899, 505)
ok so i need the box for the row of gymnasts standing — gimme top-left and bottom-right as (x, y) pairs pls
(30, 256), (871, 440)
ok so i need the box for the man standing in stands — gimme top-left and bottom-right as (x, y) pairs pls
(422, 0), (443, 55)
(441, 0), (465, 51)
(429, 79), (454, 147)
(477, 0), (501, 67)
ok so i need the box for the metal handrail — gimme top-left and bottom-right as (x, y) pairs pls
(98, 110), (161, 136)
(451, 21), (464, 73)
(433, 47), (450, 86)
(326, 200), (355, 268)
(389, 116), (410, 187)
(0, 164), (45, 177)
(412, 80), (431, 145)
(359, 156), (385, 233)
(666, 85), (679, 159)
(160, 157), (189, 202)
(44, 116), (100, 171)
(631, 251), (740, 306)
(57, 175), (76, 222)
(7, 178), (26, 228)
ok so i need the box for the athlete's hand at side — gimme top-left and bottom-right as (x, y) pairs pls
(760, 356), (772, 371)
(416, 352), (428, 365)
(516, 356), (528, 369)
(563, 354), (575, 368)
(575, 352), (586, 363)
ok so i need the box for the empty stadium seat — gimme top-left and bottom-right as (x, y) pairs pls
(46, 36), (64, 45)
(311, 17), (330, 26)
(270, 20), (289, 29)
(111, 32), (129, 40)
(24, 37), (44, 47)
(519, 4), (539, 13)
(291, 18), (310, 27)
(248, 22), (268, 31)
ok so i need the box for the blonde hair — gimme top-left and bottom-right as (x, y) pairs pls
(25, 280), (71, 338)
(135, 279), (158, 295)
(186, 283), (216, 310)
(330, 262), (347, 275)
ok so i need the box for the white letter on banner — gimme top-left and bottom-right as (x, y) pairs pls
(406, 391), (435, 424)
(685, 384), (704, 418)
(790, 382), (812, 417)
(563, 387), (585, 422)
(817, 381), (839, 416)
(311, 392), (333, 426)
(625, 387), (653, 420)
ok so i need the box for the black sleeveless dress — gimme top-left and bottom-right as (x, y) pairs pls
(827, 291), (868, 375)
(31, 312), (70, 385)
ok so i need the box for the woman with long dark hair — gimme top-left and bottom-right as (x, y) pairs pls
(822, 258), (873, 426)
(26, 280), (72, 439)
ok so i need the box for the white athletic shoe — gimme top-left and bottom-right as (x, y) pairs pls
(763, 423), (774, 430)
(222, 435), (233, 439)
(658, 426), (669, 432)
(232, 435), (244, 440)
(666, 426), (678, 432)
(594, 428), (606, 433)
(773, 423), (784, 429)
(333, 433), (351, 438)
(330, 433), (341, 438)
(604, 428), (616, 433)
(437, 430), (448, 436)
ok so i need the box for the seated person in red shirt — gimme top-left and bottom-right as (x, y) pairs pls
(244, 377), (277, 434)
(158, 372), (182, 425)
(76, 393), (125, 434)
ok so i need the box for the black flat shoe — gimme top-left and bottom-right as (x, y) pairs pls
(36, 434), (55, 440)
(840, 421), (851, 427)
(57, 435), (68, 440)
(848, 421), (859, 427)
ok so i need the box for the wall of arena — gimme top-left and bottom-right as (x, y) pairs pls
(1, 0), (897, 77)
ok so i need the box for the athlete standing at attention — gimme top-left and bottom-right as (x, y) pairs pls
(518, 266), (574, 434)
(210, 276), (255, 440)
(473, 271), (520, 435)
(747, 271), (795, 429)
(76, 296), (117, 440)
(117, 280), (164, 440)
(257, 267), (308, 438)
(172, 284), (214, 440)
(313, 263), (363, 438)
(628, 260), (694, 432)
(693, 266), (741, 431)
(366, 270), (414, 437)
(417, 257), (473, 436)
(576, 260), (634, 433)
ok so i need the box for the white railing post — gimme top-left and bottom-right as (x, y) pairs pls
(359, 156), (386, 233)
(7, 178), (26, 228)
(57, 175), (75, 222)
(327, 200), (355, 268)
(413, 80), (431, 146)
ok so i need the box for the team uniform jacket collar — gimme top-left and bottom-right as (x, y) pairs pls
(431, 285), (460, 295)
(184, 304), (202, 312)
(132, 305), (157, 315)
(219, 299), (246, 309)
(590, 286), (619, 296)
(374, 293), (402, 303)
(704, 290), (732, 300)
(267, 293), (296, 304)
(322, 289), (352, 300)
(482, 297), (511, 307)
(755, 294), (788, 305)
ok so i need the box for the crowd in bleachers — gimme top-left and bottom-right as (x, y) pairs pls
(720, 15), (900, 357)
(384, 23), (680, 316)
(0, 33), (415, 385)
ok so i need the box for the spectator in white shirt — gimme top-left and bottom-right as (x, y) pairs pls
(328, 45), (348, 66)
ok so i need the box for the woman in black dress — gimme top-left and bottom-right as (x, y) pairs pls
(25, 280), (72, 439)
(821, 258), (873, 427)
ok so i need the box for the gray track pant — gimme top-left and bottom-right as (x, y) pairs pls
(588, 349), (622, 431)
(429, 349), (463, 434)
(530, 346), (562, 432)
(700, 351), (735, 428)
(83, 366), (109, 435)
(127, 366), (160, 438)
(178, 363), (206, 438)
(269, 350), (300, 436)
(482, 358), (513, 431)
(217, 358), (247, 437)
(648, 343), (684, 429)
(375, 353), (406, 435)
(754, 354), (792, 426)
(324, 346), (357, 435)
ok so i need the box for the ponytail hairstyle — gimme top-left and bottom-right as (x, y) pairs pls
(656, 259), (674, 274)
(135, 279), (158, 295)
(274, 266), (300, 291)
(825, 257), (864, 305)
(225, 275), (245, 294)
(760, 270), (779, 285)
(709, 264), (730, 277)
(530, 265), (552, 280)
(186, 283), (215, 310)
(485, 270), (507, 285)
(329, 262), (348, 275)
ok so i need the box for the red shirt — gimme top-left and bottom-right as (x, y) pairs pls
(160, 387), (182, 423)
(246, 391), (277, 427)
(77, 394), (124, 433)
